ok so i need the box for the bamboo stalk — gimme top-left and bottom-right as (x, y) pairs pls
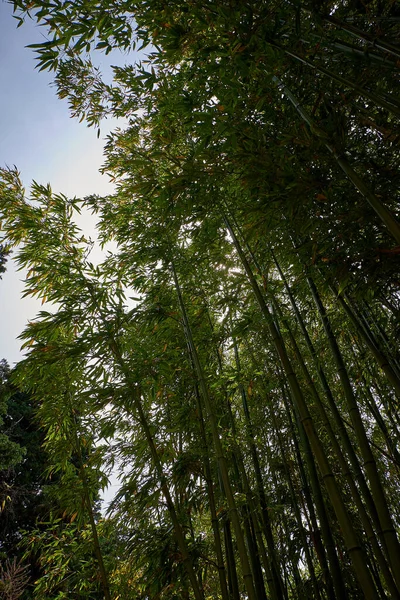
(71, 410), (112, 600)
(230, 327), (286, 600)
(273, 77), (400, 245)
(272, 301), (399, 598)
(171, 260), (257, 600)
(224, 215), (380, 598)
(193, 381), (230, 600)
(307, 275), (400, 585)
(270, 394), (324, 600)
(273, 43), (400, 115)
(223, 519), (241, 600)
(324, 15), (400, 60)
(110, 345), (205, 600)
(333, 291), (400, 398)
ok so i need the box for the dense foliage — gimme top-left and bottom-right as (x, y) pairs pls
(0, 0), (399, 598)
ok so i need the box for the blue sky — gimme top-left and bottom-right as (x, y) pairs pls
(0, 1), (131, 365)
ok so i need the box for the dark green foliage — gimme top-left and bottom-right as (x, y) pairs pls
(0, 362), (26, 474)
(0, 363), (55, 599)
(0, 365), (48, 554)
(0, 245), (8, 278)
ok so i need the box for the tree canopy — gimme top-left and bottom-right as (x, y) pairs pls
(0, 0), (400, 597)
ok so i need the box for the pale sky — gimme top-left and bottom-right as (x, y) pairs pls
(0, 1), (133, 365)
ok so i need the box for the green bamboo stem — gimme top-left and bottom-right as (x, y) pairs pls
(133, 396), (204, 599)
(297, 6), (400, 59)
(232, 422), (283, 600)
(204, 305), (272, 598)
(109, 344), (204, 600)
(81, 480), (112, 600)
(272, 43), (400, 114)
(75, 265), (205, 600)
(307, 275), (400, 585)
(132, 394), (204, 599)
(210, 307), (285, 599)
(267, 247), (397, 584)
(291, 359), (397, 597)
(266, 334), (344, 600)
(250, 519), (275, 600)
(270, 398), (323, 600)
(363, 387), (400, 470)
(171, 260), (257, 600)
(274, 253), (396, 539)
(363, 362), (400, 452)
(67, 245), (212, 598)
(184, 311), (230, 599)
(193, 381), (230, 600)
(224, 215), (380, 599)
(230, 328), (286, 600)
(242, 504), (268, 600)
(282, 394), (337, 600)
(280, 379), (349, 600)
(226, 421), (269, 600)
(71, 412), (112, 600)
(239, 231), (382, 575)
(231, 436), (283, 600)
(273, 77), (400, 245)
(346, 337), (400, 469)
(325, 145), (400, 246)
(334, 295), (400, 396)
(252, 515), (279, 600)
(279, 506), (305, 598)
(252, 439), (297, 599)
(323, 15), (400, 60)
(236, 434), (286, 600)
(362, 302), (400, 373)
(360, 302), (400, 379)
(271, 294), (399, 597)
(223, 519), (241, 600)
(199, 318), (242, 600)
(294, 31), (398, 67)
(208, 342), (270, 600)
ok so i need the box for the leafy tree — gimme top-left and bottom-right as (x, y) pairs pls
(1, 0), (400, 598)
(0, 362), (25, 474)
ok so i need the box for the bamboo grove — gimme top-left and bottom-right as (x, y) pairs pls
(0, 0), (400, 598)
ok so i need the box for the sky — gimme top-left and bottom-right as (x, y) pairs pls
(0, 1), (131, 365)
